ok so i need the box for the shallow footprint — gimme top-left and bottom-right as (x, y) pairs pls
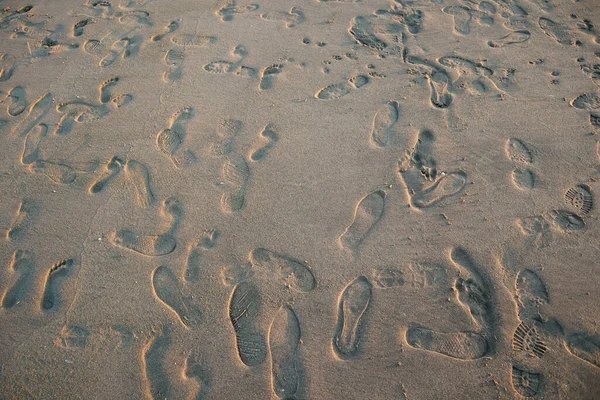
(405, 327), (488, 360)
(21, 123), (47, 165)
(427, 70), (453, 109)
(124, 159), (155, 208)
(443, 6), (472, 35)
(515, 269), (549, 319)
(100, 38), (132, 67)
(171, 34), (216, 47)
(565, 332), (600, 368)
(228, 281), (267, 366)
(152, 266), (200, 328)
(338, 189), (385, 252)
(249, 248), (316, 292)
(220, 155), (249, 212)
(370, 101), (400, 147)
(151, 20), (179, 42)
(539, 17), (574, 45)
(29, 160), (77, 184)
(6, 200), (36, 241)
(12, 92), (52, 138)
(164, 48), (184, 82)
(548, 209), (585, 232)
(511, 168), (535, 190)
(259, 64), (283, 91)
(333, 276), (372, 359)
(111, 229), (176, 256)
(2, 250), (35, 309)
(269, 305), (301, 399)
(41, 259), (73, 312)
(488, 30), (531, 48)
(7, 86), (27, 116)
(316, 75), (370, 100)
(410, 172), (467, 208)
(348, 16), (386, 52)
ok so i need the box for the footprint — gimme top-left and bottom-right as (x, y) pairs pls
(21, 123), (47, 165)
(221, 262), (254, 287)
(152, 266), (200, 328)
(427, 69), (453, 109)
(515, 269), (549, 320)
(371, 263), (447, 289)
(511, 168), (535, 190)
(410, 172), (467, 208)
(41, 259), (73, 312)
(333, 276), (372, 359)
(338, 190), (385, 252)
(156, 107), (194, 167)
(171, 34), (216, 47)
(11, 92), (52, 137)
(450, 247), (494, 332)
(111, 230), (176, 257)
(228, 281), (267, 366)
(2, 250), (35, 309)
(99, 76), (119, 104)
(488, 30), (530, 47)
(548, 209), (585, 232)
(564, 184), (593, 215)
(55, 325), (91, 349)
(571, 93), (600, 110)
(259, 64), (283, 91)
(405, 327), (488, 360)
(7, 86), (27, 116)
(249, 248), (316, 292)
(511, 366), (542, 398)
(260, 7), (304, 28)
(249, 123), (278, 161)
(89, 156), (123, 194)
(184, 356), (212, 399)
(6, 200), (36, 241)
(28, 160), (77, 184)
(269, 305), (301, 399)
(143, 327), (173, 399)
(160, 196), (184, 236)
(184, 242), (203, 283)
(505, 138), (533, 164)
(370, 101), (400, 147)
(73, 18), (93, 37)
(210, 118), (243, 156)
(220, 155), (249, 213)
(100, 37), (132, 67)
(316, 75), (370, 100)
(565, 332), (600, 368)
(0, 53), (17, 82)
(124, 159), (155, 208)
(512, 321), (548, 358)
(539, 17), (574, 45)
(348, 16), (386, 51)
(151, 20), (179, 42)
(216, 0), (259, 22)
(163, 48), (184, 83)
(443, 6), (472, 35)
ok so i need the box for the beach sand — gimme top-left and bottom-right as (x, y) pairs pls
(1, 0), (600, 398)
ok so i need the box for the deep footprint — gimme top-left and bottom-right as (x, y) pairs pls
(333, 276), (372, 359)
(41, 259), (73, 312)
(228, 281), (267, 366)
(152, 266), (200, 328)
(338, 189), (385, 251)
(269, 305), (301, 399)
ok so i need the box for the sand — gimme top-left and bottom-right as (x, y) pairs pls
(0, 0), (600, 398)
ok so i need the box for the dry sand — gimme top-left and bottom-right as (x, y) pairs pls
(1, 0), (600, 398)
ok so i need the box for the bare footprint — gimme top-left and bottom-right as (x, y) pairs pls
(220, 155), (249, 212)
(249, 123), (278, 161)
(333, 276), (372, 359)
(11, 92), (52, 137)
(571, 93), (600, 110)
(21, 123), (47, 165)
(443, 6), (472, 35)
(99, 76), (119, 104)
(216, 0), (258, 22)
(488, 30), (530, 47)
(405, 327), (488, 360)
(7, 86), (27, 116)
(6, 200), (36, 241)
(269, 305), (301, 399)
(151, 20), (179, 42)
(2, 250), (35, 309)
(73, 18), (94, 37)
(171, 34), (216, 47)
(228, 281), (267, 366)
(28, 160), (77, 184)
(338, 190), (385, 252)
(249, 248), (316, 292)
(100, 37), (132, 67)
(41, 259), (73, 312)
(370, 101), (400, 148)
(316, 75), (370, 100)
(111, 230), (176, 257)
(143, 326), (172, 399)
(124, 159), (155, 208)
(259, 64), (283, 91)
(152, 266), (200, 328)
(348, 16), (386, 52)
(515, 269), (549, 321)
(89, 155), (123, 194)
(163, 48), (184, 83)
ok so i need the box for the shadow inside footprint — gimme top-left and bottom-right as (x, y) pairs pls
(152, 266), (200, 328)
(228, 281), (267, 366)
(333, 276), (372, 359)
